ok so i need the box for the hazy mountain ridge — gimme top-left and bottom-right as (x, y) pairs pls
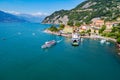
(16, 13), (46, 23)
(0, 11), (28, 23)
(0, 10), (46, 23)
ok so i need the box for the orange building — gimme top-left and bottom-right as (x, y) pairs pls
(92, 19), (105, 27)
(105, 22), (113, 29)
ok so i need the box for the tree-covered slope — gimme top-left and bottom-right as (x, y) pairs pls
(42, 0), (120, 24)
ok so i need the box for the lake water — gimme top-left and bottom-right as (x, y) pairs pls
(0, 23), (120, 80)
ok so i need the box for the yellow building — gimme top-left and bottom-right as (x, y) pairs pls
(105, 22), (113, 29)
(63, 26), (73, 33)
(90, 26), (99, 34)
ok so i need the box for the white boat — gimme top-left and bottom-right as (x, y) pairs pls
(106, 42), (110, 45)
(71, 33), (80, 46)
(41, 40), (56, 48)
(100, 39), (106, 44)
(72, 38), (80, 46)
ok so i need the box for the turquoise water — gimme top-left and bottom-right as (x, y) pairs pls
(0, 23), (120, 80)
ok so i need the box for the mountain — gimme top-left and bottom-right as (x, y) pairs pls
(16, 13), (46, 23)
(0, 10), (28, 22)
(42, 0), (120, 24)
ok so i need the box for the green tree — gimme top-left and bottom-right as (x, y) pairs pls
(67, 21), (74, 26)
(111, 27), (117, 33)
(117, 37), (120, 44)
(94, 30), (96, 33)
(80, 31), (86, 36)
(116, 33), (120, 39)
(87, 29), (91, 36)
(75, 22), (81, 27)
(99, 25), (106, 34)
(58, 24), (65, 30)
(48, 25), (58, 32)
(87, 29), (91, 33)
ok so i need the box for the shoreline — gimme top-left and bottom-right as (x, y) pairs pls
(44, 29), (72, 38)
(44, 29), (120, 56)
(44, 29), (116, 42)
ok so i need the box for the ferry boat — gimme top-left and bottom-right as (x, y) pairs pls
(41, 40), (56, 49)
(71, 33), (80, 46)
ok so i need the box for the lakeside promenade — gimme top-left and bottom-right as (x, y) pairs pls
(44, 29), (116, 42)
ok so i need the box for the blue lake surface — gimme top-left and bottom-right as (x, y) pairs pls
(0, 23), (120, 80)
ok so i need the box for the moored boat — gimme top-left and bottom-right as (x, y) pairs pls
(72, 38), (80, 46)
(71, 33), (80, 46)
(100, 39), (106, 44)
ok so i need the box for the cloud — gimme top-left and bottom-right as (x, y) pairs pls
(31, 12), (49, 16)
(4, 10), (20, 15)
(2, 10), (49, 16)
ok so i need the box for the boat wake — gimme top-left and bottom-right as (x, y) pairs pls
(57, 39), (63, 43)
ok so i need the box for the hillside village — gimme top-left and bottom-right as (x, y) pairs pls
(63, 18), (119, 35)
(45, 18), (120, 46)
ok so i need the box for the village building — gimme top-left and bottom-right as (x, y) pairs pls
(91, 19), (104, 28)
(79, 25), (90, 32)
(63, 25), (73, 33)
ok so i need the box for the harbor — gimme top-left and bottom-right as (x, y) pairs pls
(1, 0), (120, 80)
(44, 29), (117, 45)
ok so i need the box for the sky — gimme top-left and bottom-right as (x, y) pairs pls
(0, 0), (84, 16)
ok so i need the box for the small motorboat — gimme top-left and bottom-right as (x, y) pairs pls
(100, 39), (106, 44)
(106, 42), (110, 45)
(41, 40), (56, 49)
